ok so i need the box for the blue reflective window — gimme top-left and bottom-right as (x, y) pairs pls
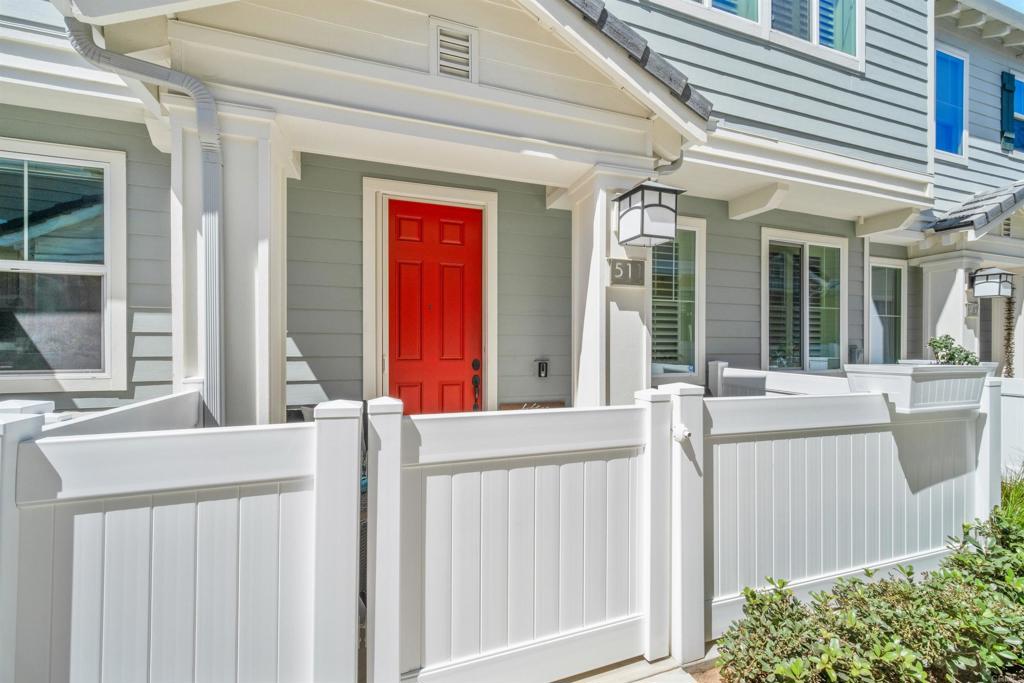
(712, 0), (758, 20)
(1014, 78), (1024, 151)
(935, 50), (965, 155)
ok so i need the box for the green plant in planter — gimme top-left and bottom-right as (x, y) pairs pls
(928, 334), (980, 366)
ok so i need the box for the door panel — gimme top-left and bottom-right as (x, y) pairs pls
(388, 199), (483, 415)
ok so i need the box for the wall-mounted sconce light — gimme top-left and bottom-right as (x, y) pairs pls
(613, 181), (684, 247)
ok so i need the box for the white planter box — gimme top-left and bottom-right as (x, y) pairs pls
(844, 363), (992, 413)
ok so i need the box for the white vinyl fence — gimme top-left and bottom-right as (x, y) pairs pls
(0, 375), (1005, 682)
(1003, 377), (1024, 473)
(365, 391), (673, 683)
(0, 393), (361, 683)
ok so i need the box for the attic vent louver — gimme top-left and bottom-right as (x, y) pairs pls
(1003, 218), (1013, 237)
(431, 18), (477, 82)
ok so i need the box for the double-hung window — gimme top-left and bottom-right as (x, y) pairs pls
(0, 138), (126, 392)
(668, 0), (860, 65)
(868, 259), (907, 364)
(935, 47), (968, 159)
(761, 228), (847, 372)
(649, 216), (706, 384)
(1013, 75), (1024, 151)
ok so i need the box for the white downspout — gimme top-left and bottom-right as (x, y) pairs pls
(64, 17), (225, 425)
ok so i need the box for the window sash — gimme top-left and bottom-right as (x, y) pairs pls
(689, 0), (858, 57)
(869, 265), (903, 364)
(935, 49), (966, 156)
(0, 145), (113, 379)
(651, 229), (698, 376)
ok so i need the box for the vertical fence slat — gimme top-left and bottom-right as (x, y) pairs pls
(424, 473), (453, 667)
(480, 469), (509, 653)
(977, 378), (1002, 518)
(507, 467), (535, 645)
(451, 471), (482, 661)
(195, 489), (239, 683)
(149, 493), (197, 683)
(558, 460), (584, 632)
(606, 456), (630, 621)
(69, 507), (104, 683)
(312, 399), (362, 683)
(583, 459), (608, 625)
(278, 480), (315, 683)
(102, 500), (152, 683)
(237, 484), (280, 681)
(534, 464), (560, 639)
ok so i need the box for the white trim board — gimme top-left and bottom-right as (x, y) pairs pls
(759, 227), (849, 372)
(362, 178), (498, 410)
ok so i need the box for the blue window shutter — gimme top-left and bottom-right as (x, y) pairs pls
(1002, 71), (1015, 152)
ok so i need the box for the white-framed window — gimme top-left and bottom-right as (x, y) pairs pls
(0, 137), (127, 393)
(1012, 72), (1024, 152)
(648, 215), (706, 384)
(651, 0), (864, 70)
(761, 228), (848, 372)
(867, 257), (907, 364)
(934, 45), (969, 161)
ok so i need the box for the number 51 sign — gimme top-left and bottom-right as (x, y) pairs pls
(608, 258), (645, 286)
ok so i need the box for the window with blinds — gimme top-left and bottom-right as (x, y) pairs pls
(869, 265), (903, 364)
(767, 240), (842, 371)
(651, 229), (697, 376)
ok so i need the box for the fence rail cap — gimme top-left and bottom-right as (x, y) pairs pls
(657, 382), (705, 397)
(0, 399), (54, 415)
(367, 397), (403, 415)
(314, 399), (363, 420)
(985, 377), (1003, 388)
(0, 411), (43, 435)
(634, 388), (671, 403)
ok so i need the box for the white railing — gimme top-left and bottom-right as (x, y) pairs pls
(0, 398), (361, 683)
(366, 392), (673, 683)
(707, 360), (851, 397)
(1003, 377), (1024, 473)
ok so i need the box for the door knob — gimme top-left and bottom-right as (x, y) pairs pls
(472, 358), (481, 371)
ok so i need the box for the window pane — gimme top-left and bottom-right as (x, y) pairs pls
(808, 245), (841, 370)
(819, 0), (856, 54)
(0, 159), (24, 261)
(935, 51), (965, 155)
(1015, 79), (1024, 115)
(26, 161), (104, 264)
(0, 271), (103, 372)
(870, 266), (901, 364)
(712, 0), (758, 20)
(768, 242), (802, 369)
(772, 0), (810, 40)
(651, 229), (697, 375)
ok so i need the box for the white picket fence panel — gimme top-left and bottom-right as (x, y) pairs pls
(366, 391), (672, 683)
(707, 361), (851, 398)
(0, 398), (362, 683)
(1003, 377), (1024, 473)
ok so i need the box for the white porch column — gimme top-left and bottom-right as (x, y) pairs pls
(569, 167), (649, 406)
(167, 97), (298, 425)
(921, 255), (983, 355)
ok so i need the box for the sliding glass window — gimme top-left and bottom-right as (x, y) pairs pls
(869, 263), (905, 364)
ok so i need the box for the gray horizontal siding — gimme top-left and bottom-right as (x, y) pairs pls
(0, 103), (172, 411)
(285, 154), (572, 407)
(606, 0), (929, 173)
(934, 24), (1024, 210)
(680, 195), (864, 369)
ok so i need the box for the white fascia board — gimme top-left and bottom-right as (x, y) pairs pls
(65, 0), (233, 25)
(687, 127), (933, 209)
(513, 0), (709, 147)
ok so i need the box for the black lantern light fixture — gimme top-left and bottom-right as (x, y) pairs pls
(971, 267), (1014, 298)
(614, 181), (685, 247)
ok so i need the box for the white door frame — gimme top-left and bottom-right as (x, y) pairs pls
(361, 177), (499, 409)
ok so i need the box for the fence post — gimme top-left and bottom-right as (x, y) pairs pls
(366, 397), (403, 683)
(661, 382), (707, 664)
(0, 411), (44, 683)
(635, 388), (671, 661)
(977, 377), (1002, 520)
(312, 399), (363, 683)
(707, 361), (727, 398)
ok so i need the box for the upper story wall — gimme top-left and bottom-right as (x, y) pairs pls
(934, 22), (1024, 212)
(605, 0), (930, 174)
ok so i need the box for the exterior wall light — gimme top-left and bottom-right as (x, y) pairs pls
(971, 268), (1014, 298)
(614, 181), (684, 247)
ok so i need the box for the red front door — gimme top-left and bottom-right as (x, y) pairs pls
(388, 199), (483, 415)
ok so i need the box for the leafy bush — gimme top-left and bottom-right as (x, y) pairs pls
(928, 334), (980, 366)
(1004, 469), (1024, 529)
(719, 507), (1024, 682)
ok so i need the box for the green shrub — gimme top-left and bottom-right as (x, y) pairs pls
(718, 508), (1024, 682)
(928, 334), (980, 366)
(1003, 469), (1024, 529)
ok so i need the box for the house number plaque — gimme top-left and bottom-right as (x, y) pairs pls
(609, 258), (645, 286)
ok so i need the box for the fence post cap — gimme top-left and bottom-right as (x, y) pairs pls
(634, 388), (671, 403)
(657, 382), (706, 397)
(313, 399), (363, 420)
(985, 377), (1003, 388)
(0, 411), (44, 436)
(367, 397), (403, 415)
(0, 399), (54, 414)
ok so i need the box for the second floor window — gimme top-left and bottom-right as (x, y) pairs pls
(1014, 78), (1024, 151)
(935, 48), (967, 158)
